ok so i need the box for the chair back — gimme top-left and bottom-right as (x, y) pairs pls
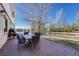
(17, 34), (25, 44)
(34, 32), (41, 36)
(31, 35), (40, 44)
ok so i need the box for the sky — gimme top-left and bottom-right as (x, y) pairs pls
(13, 3), (79, 29)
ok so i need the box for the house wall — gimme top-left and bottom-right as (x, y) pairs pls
(2, 3), (15, 29)
(0, 12), (7, 49)
(0, 3), (15, 49)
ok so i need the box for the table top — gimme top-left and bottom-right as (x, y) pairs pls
(23, 34), (34, 39)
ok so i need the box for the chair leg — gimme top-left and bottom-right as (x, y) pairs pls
(30, 40), (34, 49)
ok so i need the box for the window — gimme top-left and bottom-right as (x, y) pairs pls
(4, 16), (7, 32)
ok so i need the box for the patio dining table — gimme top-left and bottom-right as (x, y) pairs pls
(22, 34), (34, 43)
(23, 34), (34, 38)
(17, 33), (40, 46)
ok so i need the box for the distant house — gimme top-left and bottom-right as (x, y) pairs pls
(0, 3), (15, 49)
(16, 29), (24, 34)
(16, 28), (31, 34)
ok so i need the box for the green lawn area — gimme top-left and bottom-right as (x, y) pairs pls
(52, 39), (79, 50)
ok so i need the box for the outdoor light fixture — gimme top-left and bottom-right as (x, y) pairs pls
(1, 10), (6, 16)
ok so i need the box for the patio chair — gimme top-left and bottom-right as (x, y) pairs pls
(17, 34), (26, 48)
(31, 35), (40, 44)
(34, 32), (41, 42)
(29, 35), (40, 49)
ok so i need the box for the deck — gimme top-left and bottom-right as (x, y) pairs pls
(0, 37), (79, 56)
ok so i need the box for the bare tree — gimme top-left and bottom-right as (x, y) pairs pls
(34, 3), (53, 33)
(15, 3), (53, 33)
(55, 8), (63, 28)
